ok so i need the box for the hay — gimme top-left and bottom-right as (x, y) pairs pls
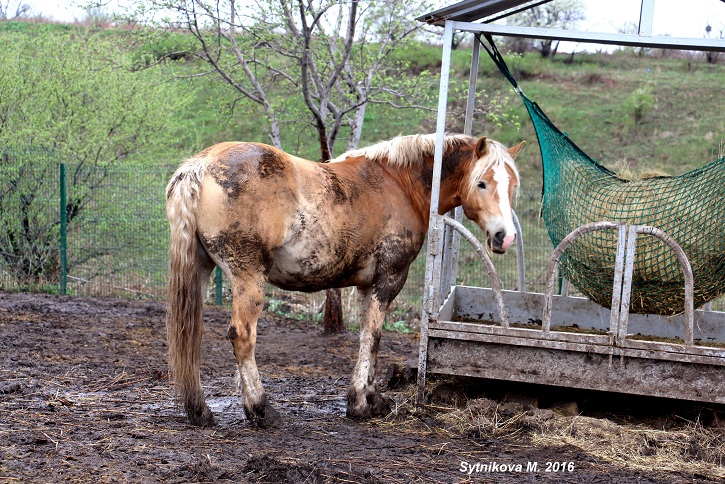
(401, 379), (725, 480)
(531, 416), (725, 479)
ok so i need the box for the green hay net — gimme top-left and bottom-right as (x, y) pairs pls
(482, 37), (725, 315)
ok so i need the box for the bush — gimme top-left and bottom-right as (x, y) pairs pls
(624, 85), (655, 126)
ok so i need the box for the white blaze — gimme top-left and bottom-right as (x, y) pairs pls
(492, 162), (516, 249)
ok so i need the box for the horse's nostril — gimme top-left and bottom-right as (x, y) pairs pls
(493, 230), (505, 246)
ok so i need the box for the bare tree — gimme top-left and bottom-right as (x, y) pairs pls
(130, 0), (433, 332)
(506, 0), (585, 58)
(0, 0), (30, 19)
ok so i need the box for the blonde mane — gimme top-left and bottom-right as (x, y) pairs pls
(331, 133), (474, 168)
(332, 134), (519, 199)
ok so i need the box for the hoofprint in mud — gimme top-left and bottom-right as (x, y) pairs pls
(165, 134), (523, 426)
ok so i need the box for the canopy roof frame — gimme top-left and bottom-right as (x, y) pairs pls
(417, 0), (725, 51)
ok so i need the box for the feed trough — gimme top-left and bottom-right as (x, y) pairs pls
(417, 218), (725, 404)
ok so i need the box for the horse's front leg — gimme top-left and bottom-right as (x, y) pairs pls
(347, 287), (392, 419)
(228, 275), (281, 428)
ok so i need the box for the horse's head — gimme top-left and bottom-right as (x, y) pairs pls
(461, 137), (524, 254)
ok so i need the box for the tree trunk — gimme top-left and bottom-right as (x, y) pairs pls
(347, 98), (367, 152)
(318, 127), (344, 333)
(323, 287), (344, 334)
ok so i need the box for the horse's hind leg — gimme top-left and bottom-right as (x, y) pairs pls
(227, 273), (281, 428)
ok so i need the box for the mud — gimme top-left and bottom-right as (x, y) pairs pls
(0, 290), (720, 483)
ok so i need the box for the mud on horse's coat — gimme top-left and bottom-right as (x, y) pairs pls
(165, 134), (524, 427)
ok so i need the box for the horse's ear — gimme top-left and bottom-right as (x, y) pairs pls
(475, 137), (488, 158)
(508, 140), (526, 159)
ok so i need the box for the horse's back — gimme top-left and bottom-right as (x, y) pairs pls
(190, 141), (426, 291)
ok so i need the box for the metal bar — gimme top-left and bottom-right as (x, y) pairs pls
(441, 221), (455, 296)
(617, 225), (638, 346)
(417, 20), (455, 409)
(59, 163), (67, 296)
(512, 210), (525, 292)
(215, 266), (223, 305)
(609, 224), (628, 343)
(560, 278), (569, 297)
(638, 0), (655, 36)
(448, 208), (463, 287)
(451, 21), (725, 52)
(441, 215), (508, 326)
(543, 222), (623, 331)
(634, 225), (695, 346)
(463, 34), (481, 136)
(430, 321), (611, 347)
(443, 31), (484, 294)
(449, 285), (725, 343)
(427, 329), (725, 365)
(430, 22), (456, 311)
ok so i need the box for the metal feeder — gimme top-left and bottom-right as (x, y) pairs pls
(415, 0), (725, 405)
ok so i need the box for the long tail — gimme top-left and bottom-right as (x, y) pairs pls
(165, 157), (214, 425)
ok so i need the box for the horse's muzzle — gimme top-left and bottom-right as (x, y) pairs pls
(489, 231), (515, 254)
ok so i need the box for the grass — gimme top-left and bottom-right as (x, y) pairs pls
(1, 20), (724, 318)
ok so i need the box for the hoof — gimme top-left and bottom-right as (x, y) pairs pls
(246, 397), (282, 429)
(346, 389), (392, 420)
(369, 391), (392, 417)
(187, 403), (217, 427)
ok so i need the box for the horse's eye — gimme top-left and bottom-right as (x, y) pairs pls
(477, 181), (487, 190)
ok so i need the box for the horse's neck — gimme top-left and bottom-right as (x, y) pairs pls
(388, 155), (465, 223)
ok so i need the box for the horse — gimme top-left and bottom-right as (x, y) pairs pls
(165, 133), (524, 427)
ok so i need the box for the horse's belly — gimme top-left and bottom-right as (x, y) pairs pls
(268, 244), (373, 292)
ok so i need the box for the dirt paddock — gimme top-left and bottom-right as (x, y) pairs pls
(0, 290), (723, 483)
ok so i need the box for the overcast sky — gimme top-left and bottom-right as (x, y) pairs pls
(18, 0), (725, 41)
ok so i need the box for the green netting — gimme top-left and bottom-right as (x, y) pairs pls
(482, 37), (725, 315)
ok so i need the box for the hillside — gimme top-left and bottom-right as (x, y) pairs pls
(1, 20), (724, 309)
(187, 41), (725, 195)
(2, 20), (723, 195)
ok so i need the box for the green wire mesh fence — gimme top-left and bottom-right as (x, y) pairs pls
(2, 148), (718, 325)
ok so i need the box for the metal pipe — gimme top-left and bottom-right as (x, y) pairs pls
(441, 215), (508, 326)
(543, 221), (623, 331)
(638, 0), (655, 36)
(512, 210), (525, 292)
(450, 21), (725, 52)
(417, 20), (455, 410)
(609, 224), (628, 341)
(616, 225), (639, 345)
(633, 225), (695, 346)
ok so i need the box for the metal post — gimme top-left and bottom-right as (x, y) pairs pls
(512, 210), (526, 292)
(442, 32), (484, 292)
(417, 20), (455, 409)
(638, 0), (655, 36)
(609, 224), (628, 341)
(215, 266), (223, 305)
(463, 35), (481, 136)
(59, 163), (67, 295)
(616, 225), (638, 345)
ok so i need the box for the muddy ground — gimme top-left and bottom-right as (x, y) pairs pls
(0, 290), (723, 483)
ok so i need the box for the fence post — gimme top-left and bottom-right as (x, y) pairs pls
(215, 266), (223, 305)
(59, 163), (67, 295)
